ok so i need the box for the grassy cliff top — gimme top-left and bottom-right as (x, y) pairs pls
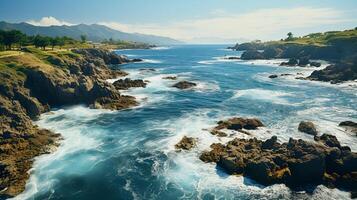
(0, 48), (82, 83)
(264, 28), (357, 47)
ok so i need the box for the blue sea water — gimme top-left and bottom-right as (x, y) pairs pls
(13, 45), (357, 200)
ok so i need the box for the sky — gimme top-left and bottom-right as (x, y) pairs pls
(1, 0), (357, 43)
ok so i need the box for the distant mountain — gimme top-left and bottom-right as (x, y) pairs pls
(0, 21), (182, 45)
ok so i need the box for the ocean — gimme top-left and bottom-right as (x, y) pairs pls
(13, 45), (357, 200)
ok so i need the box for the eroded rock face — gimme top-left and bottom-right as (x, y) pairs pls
(172, 81), (197, 89)
(175, 136), (197, 150)
(113, 78), (147, 90)
(298, 121), (318, 136)
(72, 48), (141, 65)
(200, 135), (357, 195)
(0, 48), (138, 198)
(308, 63), (357, 84)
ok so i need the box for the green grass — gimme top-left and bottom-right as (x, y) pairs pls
(265, 28), (357, 47)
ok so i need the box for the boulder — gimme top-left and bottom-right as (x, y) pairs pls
(269, 75), (278, 79)
(175, 136), (197, 150)
(172, 81), (197, 89)
(113, 78), (147, 90)
(162, 76), (177, 80)
(215, 117), (264, 131)
(298, 121), (318, 136)
(280, 58), (298, 66)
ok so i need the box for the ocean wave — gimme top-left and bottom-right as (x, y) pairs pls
(231, 88), (295, 105)
(12, 106), (112, 200)
(141, 59), (163, 64)
(151, 46), (171, 50)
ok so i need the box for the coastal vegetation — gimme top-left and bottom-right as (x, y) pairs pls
(230, 28), (357, 83)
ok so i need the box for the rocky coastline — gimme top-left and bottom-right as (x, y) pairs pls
(229, 30), (357, 84)
(0, 48), (141, 198)
(175, 117), (357, 198)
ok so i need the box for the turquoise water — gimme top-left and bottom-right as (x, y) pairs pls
(14, 45), (357, 200)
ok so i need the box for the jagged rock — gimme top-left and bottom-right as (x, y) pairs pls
(215, 117), (264, 131)
(162, 76), (177, 80)
(269, 75), (278, 79)
(172, 81), (197, 89)
(210, 129), (228, 137)
(240, 50), (265, 60)
(200, 135), (357, 195)
(308, 62), (357, 84)
(280, 58), (298, 66)
(175, 136), (197, 150)
(298, 121), (318, 136)
(339, 121), (357, 136)
(113, 78), (147, 90)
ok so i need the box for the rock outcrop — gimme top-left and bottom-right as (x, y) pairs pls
(172, 81), (197, 89)
(339, 121), (357, 135)
(214, 117), (264, 131)
(175, 136), (197, 150)
(0, 48), (138, 198)
(113, 78), (147, 90)
(308, 62), (357, 84)
(298, 121), (318, 136)
(200, 134), (356, 196)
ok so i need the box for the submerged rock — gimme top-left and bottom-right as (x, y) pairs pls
(298, 121), (318, 136)
(200, 135), (357, 196)
(162, 76), (177, 80)
(175, 136), (197, 150)
(113, 78), (147, 90)
(269, 75), (278, 79)
(172, 81), (197, 89)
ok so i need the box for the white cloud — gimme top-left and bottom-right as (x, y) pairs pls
(27, 16), (74, 26)
(100, 7), (351, 43)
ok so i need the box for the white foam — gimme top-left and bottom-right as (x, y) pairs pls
(141, 59), (163, 64)
(151, 46), (171, 50)
(13, 106), (112, 200)
(231, 88), (295, 105)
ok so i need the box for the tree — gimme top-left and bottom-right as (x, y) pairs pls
(34, 35), (50, 50)
(80, 35), (87, 43)
(50, 37), (60, 50)
(57, 37), (65, 49)
(3, 30), (24, 50)
(286, 32), (294, 41)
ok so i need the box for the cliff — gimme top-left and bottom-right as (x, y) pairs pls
(231, 28), (357, 83)
(0, 48), (138, 198)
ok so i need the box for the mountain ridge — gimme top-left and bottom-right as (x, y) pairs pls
(0, 21), (182, 45)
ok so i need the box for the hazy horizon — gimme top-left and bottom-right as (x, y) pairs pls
(1, 0), (357, 43)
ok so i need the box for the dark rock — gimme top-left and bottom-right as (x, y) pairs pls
(200, 134), (356, 195)
(113, 78), (147, 90)
(339, 121), (357, 127)
(240, 50), (265, 60)
(308, 62), (357, 83)
(314, 134), (341, 148)
(172, 81), (197, 89)
(269, 75), (278, 79)
(162, 76), (177, 80)
(310, 62), (321, 67)
(226, 56), (240, 60)
(175, 136), (197, 150)
(215, 117), (264, 131)
(298, 121), (318, 136)
(131, 58), (143, 62)
(280, 58), (298, 66)
(298, 56), (310, 66)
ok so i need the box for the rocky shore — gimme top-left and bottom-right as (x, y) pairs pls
(175, 116), (356, 198)
(230, 29), (357, 84)
(0, 48), (140, 198)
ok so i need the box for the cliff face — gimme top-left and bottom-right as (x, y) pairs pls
(0, 48), (137, 198)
